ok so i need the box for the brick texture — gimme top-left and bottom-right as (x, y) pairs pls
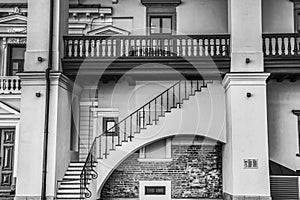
(101, 143), (222, 199)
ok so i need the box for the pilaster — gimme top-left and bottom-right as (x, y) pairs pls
(222, 73), (271, 199)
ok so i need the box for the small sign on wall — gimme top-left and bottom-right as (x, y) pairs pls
(243, 159), (258, 169)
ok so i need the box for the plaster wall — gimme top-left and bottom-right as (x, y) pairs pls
(267, 81), (300, 171)
(177, 0), (228, 34)
(262, 0), (294, 33)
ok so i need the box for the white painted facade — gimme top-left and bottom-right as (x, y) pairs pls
(0, 0), (297, 199)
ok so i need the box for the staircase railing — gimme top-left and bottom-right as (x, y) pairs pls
(79, 79), (212, 198)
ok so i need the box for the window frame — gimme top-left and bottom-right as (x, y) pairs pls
(103, 117), (119, 136)
(149, 16), (173, 35)
(7, 44), (26, 76)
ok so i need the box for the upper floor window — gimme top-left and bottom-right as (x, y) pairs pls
(142, 0), (181, 35)
(7, 44), (25, 76)
(150, 16), (172, 35)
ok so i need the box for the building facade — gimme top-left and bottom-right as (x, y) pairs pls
(0, 0), (298, 199)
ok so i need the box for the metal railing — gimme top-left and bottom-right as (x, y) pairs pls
(64, 35), (230, 59)
(79, 79), (212, 198)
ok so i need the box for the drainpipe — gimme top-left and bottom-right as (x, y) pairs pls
(41, 0), (54, 199)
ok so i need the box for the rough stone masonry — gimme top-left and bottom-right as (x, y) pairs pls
(101, 142), (223, 199)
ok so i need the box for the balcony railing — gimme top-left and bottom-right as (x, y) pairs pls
(63, 34), (230, 59)
(263, 33), (300, 57)
(0, 77), (21, 94)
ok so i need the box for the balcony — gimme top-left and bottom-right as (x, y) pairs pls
(0, 77), (21, 95)
(62, 34), (231, 79)
(263, 33), (300, 80)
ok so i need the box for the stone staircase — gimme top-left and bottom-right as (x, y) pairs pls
(58, 80), (226, 200)
(56, 162), (93, 199)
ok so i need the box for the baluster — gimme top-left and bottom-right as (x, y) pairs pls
(121, 39), (126, 56)
(268, 37), (273, 56)
(143, 107), (145, 128)
(213, 37), (217, 57)
(167, 91), (169, 111)
(262, 37), (266, 56)
(173, 86), (175, 108)
(136, 112), (139, 133)
(294, 36), (298, 55)
(154, 99), (157, 125)
(191, 39), (195, 57)
(196, 38), (200, 57)
(104, 39), (109, 57)
(105, 131), (108, 158)
(130, 115), (132, 139)
(280, 36), (285, 56)
(178, 39), (182, 56)
(70, 39), (75, 57)
(64, 38), (69, 57)
(274, 36), (279, 56)
(287, 36), (292, 56)
(140, 39), (143, 56)
(123, 118), (127, 141)
(191, 80), (193, 95)
(110, 39), (114, 57)
(76, 39), (81, 57)
(167, 39), (171, 56)
(82, 39), (86, 57)
(207, 38), (212, 57)
(225, 37), (230, 57)
(161, 95), (163, 116)
(148, 103), (151, 125)
(184, 39), (188, 56)
(178, 81), (181, 107)
(98, 137), (102, 159)
(185, 81), (187, 99)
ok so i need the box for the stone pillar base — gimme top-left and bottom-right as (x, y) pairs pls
(224, 193), (272, 200)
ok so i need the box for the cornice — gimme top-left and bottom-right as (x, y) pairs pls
(222, 73), (270, 91)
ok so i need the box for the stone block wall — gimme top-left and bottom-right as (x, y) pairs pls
(101, 143), (222, 199)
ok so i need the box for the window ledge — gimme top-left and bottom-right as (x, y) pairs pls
(138, 158), (173, 162)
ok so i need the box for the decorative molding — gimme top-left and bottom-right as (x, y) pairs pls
(87, 25), (130, 36)
(222, 73), (270, 91)
(292, 110), (300, 116)
(7, 37), (26, 44)
(0, 101), (20, 118)
(141, 0), (181, 6)
(0, 14), (27, 24)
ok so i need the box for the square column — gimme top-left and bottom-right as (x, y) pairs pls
(15, 73), (81, 200)
(228, 0), (263, 72)
(222, 73), (271, 200)
(25, 0), (69, 72)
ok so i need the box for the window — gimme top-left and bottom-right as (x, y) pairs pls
(103, 117), (118, 136)
(143, 1), (179, 35)
(150, 16), (172, 35)
(7, 45), (25, 76)
(145, 186), (166, 195)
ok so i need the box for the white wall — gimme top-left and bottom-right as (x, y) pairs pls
(177, 0), (228, 34)
(267, 80), (300, 171)
(262, 0), (294, 33)
(98, 80), (177, 122)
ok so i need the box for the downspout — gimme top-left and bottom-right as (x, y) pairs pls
(41, 0), (54, 199)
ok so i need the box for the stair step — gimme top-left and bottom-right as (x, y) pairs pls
(57, 189), (81, 193)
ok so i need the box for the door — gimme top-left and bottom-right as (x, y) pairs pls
(0, 129), (15, 190)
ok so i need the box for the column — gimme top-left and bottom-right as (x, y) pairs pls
(223, 0), (271, 199)
(15, 0), (73, 199)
